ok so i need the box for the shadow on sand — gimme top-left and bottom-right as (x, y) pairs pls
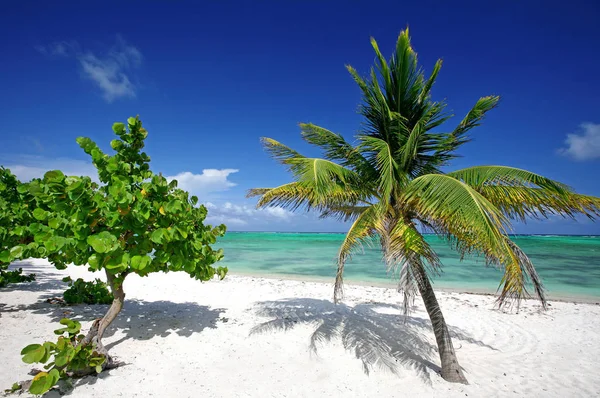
(1, 262), (226, 396)
(251, 298), (495, 381)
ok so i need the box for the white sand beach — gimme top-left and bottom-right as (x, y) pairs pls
(1, 259), (599, 397)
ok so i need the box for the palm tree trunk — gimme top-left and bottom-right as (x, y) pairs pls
(416, 267), (468, 384)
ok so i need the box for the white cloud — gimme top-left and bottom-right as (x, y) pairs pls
(2, 155), (97, 182)
(167, 169), (238, 198)
(204, 201), (294, 226)
(36, 36), (142, 102)
(35, 41), (74, 56)
(558, 122), (600, 161)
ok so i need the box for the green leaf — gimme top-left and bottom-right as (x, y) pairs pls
(150, 228), (168, 244)
(110, 139), (123, 150)
(10, 245), (23, 259)
(29, 371), (54, 395)
(184, 262), (195, 273)
(164, 200), (182, 214)
(33, 208), (48, 221)
(65, 178), (83, 192)
(87, 232), (117, 254)
(130, 255), (151, 271)
(21, 344), (46, 364)
(106, 157), (120, 172)
(88, 254), (100, 271)
(48, 218), (61, 229)
(54, 346), (74, 367)
(16, 183), (28, 194)
(96, 365), (103, 373)
(112, 122), (126, 134)
(127, 117), (137, 126)
(43, 170), (65, 182)
(0, 250), (10, 263)
(105, 253), (129, 274)
(175, 225), (188, 239)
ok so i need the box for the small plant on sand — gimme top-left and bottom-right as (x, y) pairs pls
(0, 268), (36, 287)
(0, 167), (36, 287)
(62, 276), (113, 305)
(18, 318), (106, 395)
(5, 117), (227, 392)
(249, 29), (600, 383)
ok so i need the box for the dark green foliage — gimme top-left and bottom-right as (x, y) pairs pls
(19, 318), (106, 395)
(0, 268), (35, 288)
(62, 276), (113, 305)
(0, 168), (36, 287)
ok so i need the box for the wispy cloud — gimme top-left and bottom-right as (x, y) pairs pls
(35, 41), (74, 56)
(204, 201), (294, 226)
(1, 155), (97, 182)
(167, 169), (239, 199)
(36, 36), (143, 102)
(558, 122), (600, 161)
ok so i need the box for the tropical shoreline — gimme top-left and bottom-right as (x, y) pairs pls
(228, 269), (600, 305)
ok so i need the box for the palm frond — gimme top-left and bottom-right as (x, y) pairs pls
(403, 174), (509, 259)
(488, 238), (546, 310)
(384, 220), (442, 315)
(448, 166), (600, 221)
(261, 137), (304, 163)
(299, 124), (374, 174)
(448, 165), (570, 192)
(260, 137), (367, 197)
(434, 96), (499, 159)
(247, 182), (366, 212)
(334, 205), (382, 303)
(452, 96), (500, 140)
(476, 187), (600, 222)
(359, 136), (402, 200)
(319, 205), (370, 222)
(419, 59), (442, 103)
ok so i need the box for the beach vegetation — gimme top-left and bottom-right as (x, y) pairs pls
(249, 28), (600, 383)
(0, 167), (36, 287)
(62, 276), (113, 305)
(3, 117), (227, 393)
(18, 318), (106, 395)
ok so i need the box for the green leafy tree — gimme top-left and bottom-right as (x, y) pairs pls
(4, 117), (227, 386)
(0, 167), (36, 286)
(249, 29), (600, 383)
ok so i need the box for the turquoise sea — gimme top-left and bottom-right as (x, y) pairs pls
(217, 233), (600, 300)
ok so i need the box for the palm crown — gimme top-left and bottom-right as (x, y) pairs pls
(250, 28), (599, 309)
(249, 28), (599, 383)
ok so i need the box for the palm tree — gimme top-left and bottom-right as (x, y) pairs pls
(248, 28), (600, 383)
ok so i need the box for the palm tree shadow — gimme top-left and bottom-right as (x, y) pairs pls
(250, 298), (495, 381)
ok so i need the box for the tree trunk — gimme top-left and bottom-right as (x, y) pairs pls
(416, 267), (468, 384)
(77, 270), (126, 373)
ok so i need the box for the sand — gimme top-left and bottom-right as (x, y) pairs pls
(1, 259), (599, 397)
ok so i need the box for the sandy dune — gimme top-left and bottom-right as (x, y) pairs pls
(1, 259), (599, 397)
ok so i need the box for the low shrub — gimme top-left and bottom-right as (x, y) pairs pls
(0, 268), (35, 288)
(18, 318), (106, 395)
(62, 277), (113, 305)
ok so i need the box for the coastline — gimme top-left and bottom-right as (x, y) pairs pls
(228, 270), (600, 305)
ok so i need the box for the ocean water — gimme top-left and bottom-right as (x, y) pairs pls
(217, 232), (600, 300)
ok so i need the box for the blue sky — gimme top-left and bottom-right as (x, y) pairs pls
(0, 1), (599, 234)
